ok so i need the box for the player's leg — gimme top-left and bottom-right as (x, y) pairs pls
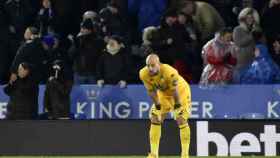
(147, 104), (167, 158)
(176, 108), (191, 158)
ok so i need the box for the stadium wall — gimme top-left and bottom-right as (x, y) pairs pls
(0, 120), (279, 156)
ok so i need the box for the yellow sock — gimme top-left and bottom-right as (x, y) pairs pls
(179, 123), (190, 157)
(149, 123), (161, 156)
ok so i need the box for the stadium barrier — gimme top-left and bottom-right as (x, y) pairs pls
(0, 85), (280, 119)
(0, 119), (279, 156)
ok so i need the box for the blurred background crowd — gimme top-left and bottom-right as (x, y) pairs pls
(1, 0), (280, 86)
(1, 0), (280, 119)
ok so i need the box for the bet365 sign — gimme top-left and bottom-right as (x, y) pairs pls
(194, 121), (280, 156)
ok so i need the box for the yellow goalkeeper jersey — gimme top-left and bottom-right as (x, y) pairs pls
(139, 64), (191, 111)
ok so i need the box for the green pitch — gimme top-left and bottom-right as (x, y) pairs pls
(0, 156), (279, 158)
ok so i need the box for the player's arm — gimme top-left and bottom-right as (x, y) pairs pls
(142, 80), (160, 110)
(165, 68), (183, 118)
(165, 67), (181, 106)
(172, 81), (183, 119)
(172, 81), (181, 108)
(170, 75), (182, 110)
(147, 89), (161, 110)
(139, 72), (160, 110)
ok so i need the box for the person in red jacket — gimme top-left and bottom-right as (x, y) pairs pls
(200, 27), (237, 86)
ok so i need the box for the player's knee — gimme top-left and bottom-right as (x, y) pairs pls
(150, 115), (161, 124)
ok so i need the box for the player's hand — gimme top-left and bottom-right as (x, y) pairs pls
(97, 80), (104, 88)
(173, 103), (182, 120)
(155, 103), (161, 110)
(151, 105), (162, 122)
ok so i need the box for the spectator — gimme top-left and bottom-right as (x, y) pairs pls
(10, 26), (46, 84)
(240, 31), (280, 84)
(82, 10), (103, 37)
(99, 2), (127, 39)
(210, 0), (238, 27)
(200, 27), (237, 86)
(71, 19), (105, 84)
(233, 7), (260, 83)
(50, 0), (81, 38)
(140, 26), (161, 57)
(4, 63), (39, 119)
(127, 0), (167, 32)
(179, 0), (225, 43)
(82, 10), (99, 22)
(129, 26), (162, 78)
(177, 11), (202, 82)
(37, 0), (55, 36)
(44, 60), (73, 119)
(0, 2), (10, 43)
(262, 0), (280, 49)
(4, 0), (36, 71)
(96, 35), (131, 88)
(0, 2), (13, 84)
(4, 0), (36, 42)
(271, 36), (280, 67)
(156, 9), (190, 65)
(232, 0), (254, 15)
(42, 34), (73, 82)
(177, 12), (200, 45)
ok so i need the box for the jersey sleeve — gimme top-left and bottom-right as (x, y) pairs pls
(164, 66), (180, 91)
(139, 70), (155, 92)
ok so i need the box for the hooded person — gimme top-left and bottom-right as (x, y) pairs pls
(43, 59), (73, 119)
(240, 30), (280, 84)
(96, 35), (131, 88)
(233, 7), (260, 83)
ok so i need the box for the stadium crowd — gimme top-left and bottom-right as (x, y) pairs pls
(0, 0), (280, 119)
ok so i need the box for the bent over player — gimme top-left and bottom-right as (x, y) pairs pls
(139, 54), (191, 158)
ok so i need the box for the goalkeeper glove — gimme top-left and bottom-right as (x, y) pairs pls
(155, 103), (161, 110)
(173, 103), (183, 120)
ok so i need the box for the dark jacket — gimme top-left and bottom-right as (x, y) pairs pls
(272, 53), (280, 68)
(4, 75), (39, 120)
(96, 48), (131, 84)
(0, 4), (9, 40)
(45, 46), (73, 80)
(4, 0), (35, 38)
(156, 22), (191, 65)
(44, 58), (73, 119)
(99, 7), (126, 37)
(37, 7), (54, 36)
(262, 4), (280, 43)
(10, 38), (47, 83)
(72, 33), (105, 76)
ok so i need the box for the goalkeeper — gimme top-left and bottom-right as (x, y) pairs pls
(139, 54), (191, 158)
